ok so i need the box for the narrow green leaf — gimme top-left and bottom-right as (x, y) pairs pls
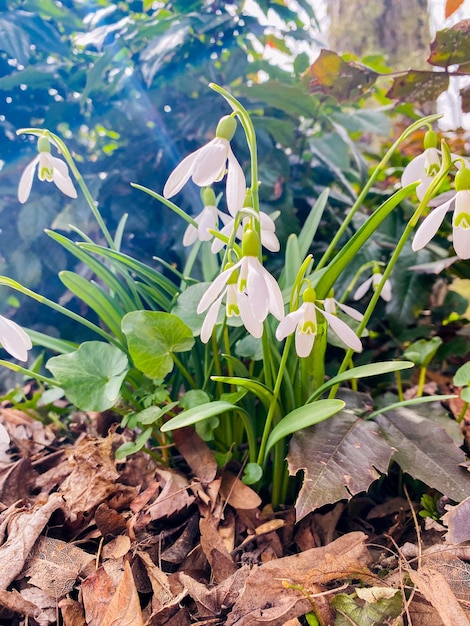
(161, 400), (239, 432)
(309, 361), (414, 401)
(367, 394), (457, 419)
(265, 399), (344, 458)
(211, 376), (274, 409)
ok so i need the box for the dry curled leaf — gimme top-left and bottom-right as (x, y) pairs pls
(101, 561), (144, 626)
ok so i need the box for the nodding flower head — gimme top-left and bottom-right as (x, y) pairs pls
(163, 115), (246, 216)
(276, 285), (362, 358)
(18, 135), (77, 204)
(412, 164), (470, 260)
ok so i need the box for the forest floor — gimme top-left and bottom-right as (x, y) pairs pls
(0, 385), (469, 626)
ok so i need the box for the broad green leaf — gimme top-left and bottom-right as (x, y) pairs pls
(243, 462), (263, 485)
(454, 362), (470, 387)
(161, 400), (239, 432)
(179, 389), (210, 410)
(308, 361), (413, 401)
(288, 411), (394, 519)
(264, 399), (345, 459)
(332, 589), (402, 626)
(122, 311), (194, 379)
(376, 407), (470, 502)
(115, 427), (153, 460)
(46, 342), (129, 411)
(403, 337), (443, 367)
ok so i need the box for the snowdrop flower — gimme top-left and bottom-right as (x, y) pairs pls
(163, 115), (246, 217)
(0, 315), (32, 361)
(401, 130), (441, 201)
(324, 291), (364, 322)
(182, 188), (222, 247)
(412, 165), (470, 260)
(353, 268), (392, 303)
(276, 286), (362, 358)
(211, 208), (280, 254)
(18, 136), (77, 204)
(197, 228), (284, 340)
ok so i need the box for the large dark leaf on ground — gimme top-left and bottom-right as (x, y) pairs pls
(376, 408), (470, 502)
(287, 411), (394, 520)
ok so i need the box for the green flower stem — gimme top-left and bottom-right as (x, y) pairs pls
(329, 159), (453, 397)
(396, 369), (405, 402)
(238, 409), (257, 464)
(315, 113), (443, 272)
(0, 360), (60, 387)
(417, 366), (427, 398)
(171, 353), (197, 390)
(257, 334), (293, 467)
(0, 277), (121, 349)
(17, 128), (116, 249)
(271, 438), (286, 509)
(458, 402), (469, 424)
(209, 83), (261, 240)
(131, 184), (198, 228)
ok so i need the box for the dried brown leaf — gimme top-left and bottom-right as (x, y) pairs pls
(0, 458), (37, 505)
(226, 532), (371, 626)
(101, 560), (144, 626)
(443, 496), (470, 544)
(25, 536), (94, 599)
(95, 502), (128, 537)
(82, 566), (116, 626)
(0, 588), (40, 619)
(0, 493), (64, 589)
(58, 598), (86, 626)
(410, 565), (470, 625)
(144, 469), (194, 520)
(172, 428), (217, 483)
(180, 567), (250, 618)
(200, 515), (237, 583)
(59, 436), (120, 519)
(102, 535), (131, 561)
(220, 471), (262, 510)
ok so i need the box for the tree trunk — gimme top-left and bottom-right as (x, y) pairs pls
(327, 0), (430, 70)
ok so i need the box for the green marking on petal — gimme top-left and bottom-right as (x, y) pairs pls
(227, 303), (240, 316)
(299, 320), (316, 334)
(454, 211), (470, 229)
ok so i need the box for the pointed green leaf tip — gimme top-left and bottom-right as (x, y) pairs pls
(216, 115), (237, 141)
(37, 136), (51, 153)
(455, 166), (470, 191)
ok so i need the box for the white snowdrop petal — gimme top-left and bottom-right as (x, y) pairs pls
(163, 149), (201, 198)
(401, 153), (426, 188)
(48, 155), (70, 178)
(0, 316), (32, 361)
(197, 262), (240, 313)
(295, 326), (315, 358)
(245, 259), (269, 322)
(200, 295), (224, 343)
(412, 198), (453, 251)
(261, 230), (280, 252)
(18, 156), (39, 204)
(259, 212), (276, 232)
(322, 309), (362, 352)
(238, 291), (264, 338)
(192, 139), (228, 187)
(226, 147), (246, 217)
(53, 170), (77, 198)
(183, 223), (198, 247)
(275, 308), (304, 341)
(336, 301), (364, 322)
(353, 277), (373, 301)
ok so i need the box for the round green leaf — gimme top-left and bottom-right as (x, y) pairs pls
(122, 311), (194, 379)
(46, 342), (129, 411)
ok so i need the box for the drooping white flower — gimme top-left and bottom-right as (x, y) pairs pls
(412, 166), (470, 260)
(163, 115), (246, 217)
(211, 209), (280, 253)
(18, 136), (77, 204)
(0, 315), (32, 361)
(353, 270), (392, 302)
(276, 286), (362, 358)
(197, 229), (284, 340)
(402, 130), (441, 201)
(182, 188), (223, 247)
(324, 293), (364, 322)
